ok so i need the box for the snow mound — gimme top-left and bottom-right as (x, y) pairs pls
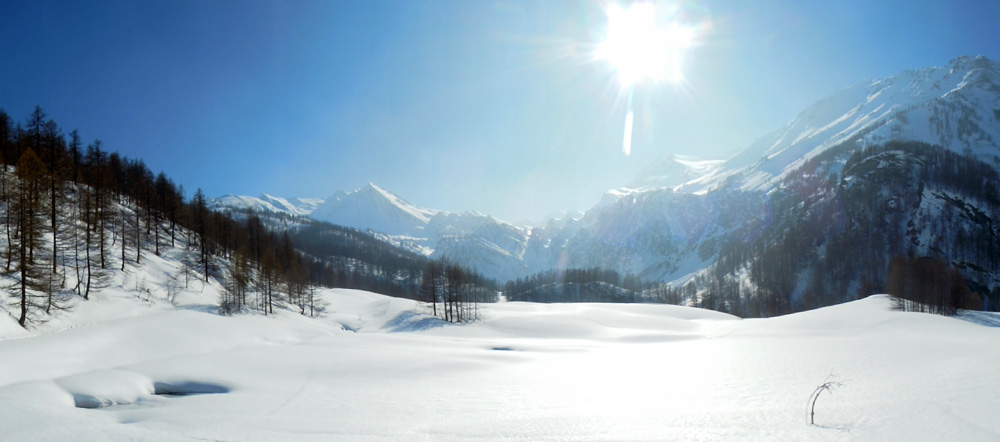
(475, 301), (738, 341)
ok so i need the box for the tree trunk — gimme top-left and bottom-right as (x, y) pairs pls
(135, 208), (141, 263)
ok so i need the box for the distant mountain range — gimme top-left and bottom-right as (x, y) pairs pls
(213, 55), (1000, 312)
(212, 183), (534, 282)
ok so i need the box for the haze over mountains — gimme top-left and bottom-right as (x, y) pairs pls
(215, 56), (1000, 311)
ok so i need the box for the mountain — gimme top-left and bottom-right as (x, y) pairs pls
(308, 183), (534, 281)
(578, 55), (1000, 314)
(309, 183), (438, 237)
(212, 56), (1000, 314)
(513, 55), (1000, 311)
(214, 183), (534, 282)
(210, 184), (439, 236)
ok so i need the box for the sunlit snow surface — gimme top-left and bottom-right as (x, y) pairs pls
(2, 287), (999, 441)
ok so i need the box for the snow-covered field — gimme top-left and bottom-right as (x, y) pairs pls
(2, 280), (999, 441)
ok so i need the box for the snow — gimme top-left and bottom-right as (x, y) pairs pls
(260, 194), (324, 217)
(3, 269), (1000, 442)
(631, 154), (726, 189)
(211, 194), (321, 217)
(364, 182), (439, 225)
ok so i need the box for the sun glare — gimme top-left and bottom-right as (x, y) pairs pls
(597, 2), (694, 86)
(595, 1), (703, 156)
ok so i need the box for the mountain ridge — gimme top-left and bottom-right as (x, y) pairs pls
(672, 55), (1000, 194)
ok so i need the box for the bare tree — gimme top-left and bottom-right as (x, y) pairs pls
(808, 374), (843, 426)
(11, 148), (53, 326)
(419, 259), (444, 317)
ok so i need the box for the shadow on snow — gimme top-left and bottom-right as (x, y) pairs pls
(956, 310), (1000, 328)
(383, 311), (449, 333)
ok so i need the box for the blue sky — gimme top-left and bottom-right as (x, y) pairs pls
(2, 0), (999, 222)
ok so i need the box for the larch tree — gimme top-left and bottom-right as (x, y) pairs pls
(12, 148), (52, 327)
(191, 188), (211, 281)
(419, 260), (444, 317)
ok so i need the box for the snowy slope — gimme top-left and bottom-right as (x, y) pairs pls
(687, 55), (1000, 193)
(2, 286), (999, 441)
(261, 194), (324, 216)
(631, 154), (726, 189)
(210, 194), (322, 217)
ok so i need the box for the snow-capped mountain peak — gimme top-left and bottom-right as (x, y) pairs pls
(359, 182), (439, 224)
(310, 182), (439, 237)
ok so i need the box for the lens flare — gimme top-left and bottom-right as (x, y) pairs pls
(623, 88), (635, 155)
(596, 1), (704, 157)
(622, 110), (634, 156)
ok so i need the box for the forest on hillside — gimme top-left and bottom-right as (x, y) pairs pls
(0, 106), (331, 326)
(697, 140), (1000, 317)
(0, 106), (495, 327)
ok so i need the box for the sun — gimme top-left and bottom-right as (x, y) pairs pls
(597, 2), (695, 87)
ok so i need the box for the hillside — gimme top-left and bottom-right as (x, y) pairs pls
(0, 106), (357, 330)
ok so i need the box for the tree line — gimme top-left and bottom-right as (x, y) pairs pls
(887, 254), (981, 314)
(503, 267), (650, 303)
(283, 219), (429, 299)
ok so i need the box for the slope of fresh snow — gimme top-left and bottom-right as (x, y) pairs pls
(631, 154), (726, 189)
(260, 194), (324, 216)
(210, 194), (322, 217)
(2, 281), (999, 441)
(212, 194), (283, 214)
